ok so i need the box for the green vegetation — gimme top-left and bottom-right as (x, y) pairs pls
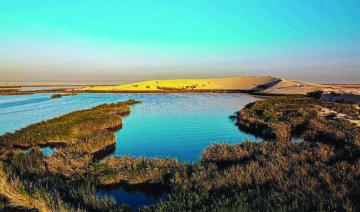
(0, 100), (141, 210)
(51, 93), (77, 98)
(147, 96), (360, 211)
(231, 96), (360, 146)
(51, 94), (63, 98)
(0, 161), (56, 212)
(0, 96), (359, 211)
(0, 99), (139, 148)
(91, 157), (180, 186)
(148, 141), (360, 211)
(0, 89), (80, 96)
(1, 149), (118, 211)
(149, 96), (360, 211)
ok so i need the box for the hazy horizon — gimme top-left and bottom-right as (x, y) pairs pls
(1, 0), (360, 84)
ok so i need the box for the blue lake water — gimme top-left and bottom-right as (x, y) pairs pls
(0, 93), (259, 161)
(0, 93), (259, 208)
(97, 186), (168, 209)
(41, 146), (55, 156)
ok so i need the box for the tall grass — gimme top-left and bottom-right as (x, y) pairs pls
(232, 96), (360, 146)
(0, 100), (143, 210)
(1, 97), (360, 211)
(149, 141), (360, 211)
(0, 162), (52, 211)
(91, 157), (180, 186)
(0, 100), (139, 148)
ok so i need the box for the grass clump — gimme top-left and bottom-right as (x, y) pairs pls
(91, 157), (180, 186)
(51, 94), (63, 98)
(45, 130), (116, 177)
(0, 161), (56, 211)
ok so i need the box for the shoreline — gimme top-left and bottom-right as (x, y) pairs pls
(1, 89), (359, 105)
(0, 88), (262, 96)
(1, 93), (360, 210)
(1, 76), (359, 105)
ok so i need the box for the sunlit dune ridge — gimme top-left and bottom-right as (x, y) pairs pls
(79, 76), (360, 103)
(80, 76), (277, 91)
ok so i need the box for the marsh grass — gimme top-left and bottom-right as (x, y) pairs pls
(232, 96), (360, 146)
(0, 100), (144, 210)
(148, 141), (360, 211)
(0, 100), (139, 148)
(0, 161), (54, 211)
(147, 97), (360, 211)
(91, 157), (180, 186)
(1, 96), (360, 211)
(51, 94), (63, 98)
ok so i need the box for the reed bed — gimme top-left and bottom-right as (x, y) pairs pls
(0, 100), (142, 210)
(0, 100), (139, 148)
(1, 96), (360, 211)
(0, 162), (52, 212)
(232, 96), (360, 146)
(149, 141), (360, 211)
(91, 157), (180, 186)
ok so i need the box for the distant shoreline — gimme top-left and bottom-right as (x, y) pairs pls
(0, 88), (262, 96)
(1, 76), (360, 104)
(0, 82), (358, 87)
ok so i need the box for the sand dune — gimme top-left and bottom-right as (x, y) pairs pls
(264, 79), (360, 95)
(80, 76), (277, 92)
(259, 79), (328, 95)
(79, 76), (360, 103)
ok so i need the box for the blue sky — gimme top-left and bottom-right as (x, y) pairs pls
(0, 0), (359, 83)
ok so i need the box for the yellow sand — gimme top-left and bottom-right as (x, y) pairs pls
(260, 79), (328, 95)
(79, 76), (360, 103)
(80, 76), (277, 92)
(261, 79), (360, 96)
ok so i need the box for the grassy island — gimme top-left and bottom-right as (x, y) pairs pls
(51, 94), (63, 98)
(231, 96), (360, 145)
(51, 93), (78, 98)
(0, 99), (143, 211)
(0, 96), (359, 211)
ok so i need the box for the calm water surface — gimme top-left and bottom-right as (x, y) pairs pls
(0, 93), (259, 208)
(97, 185), (168, 209)
(0, 93), (259, 161)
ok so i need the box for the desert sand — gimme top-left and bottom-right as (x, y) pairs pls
(80, 76), (277, 92)
(80, 76), (336, 94)
(260, 79), (360, 95)
(259, 79), (329, 95)
(78, 76), (360, 103)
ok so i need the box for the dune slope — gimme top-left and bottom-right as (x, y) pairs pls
(79, 76), (360, 103)
(80, 76), (278, 92)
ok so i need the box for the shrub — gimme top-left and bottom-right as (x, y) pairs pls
(51, 94), (63, 98)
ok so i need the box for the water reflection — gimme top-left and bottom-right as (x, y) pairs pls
(97, 184), (168, 209)
(1, 93), (259, 161)
(41, 146), (55, 156)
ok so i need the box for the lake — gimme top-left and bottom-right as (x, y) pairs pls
(0, 93), (259, 208)
(0, 93), (259, 160)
